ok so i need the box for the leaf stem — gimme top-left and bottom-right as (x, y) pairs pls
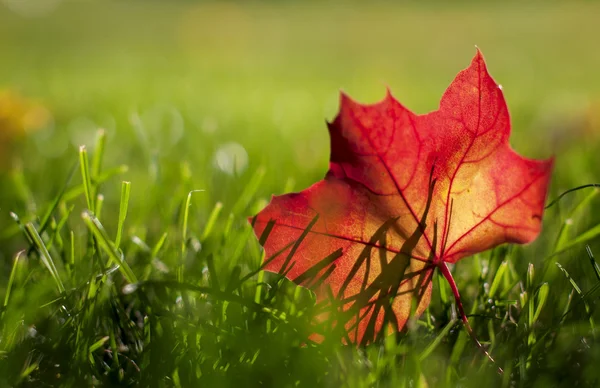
(439, 261), (503, 374)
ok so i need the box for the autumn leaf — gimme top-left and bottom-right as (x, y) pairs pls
(250, 50), (553, 346)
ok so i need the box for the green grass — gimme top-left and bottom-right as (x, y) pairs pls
(1, 1), (600, 386)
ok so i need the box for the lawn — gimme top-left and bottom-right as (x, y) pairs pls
(1, 1), (600, 386)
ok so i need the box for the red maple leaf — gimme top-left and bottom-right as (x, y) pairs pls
(250, 50), (553, 348)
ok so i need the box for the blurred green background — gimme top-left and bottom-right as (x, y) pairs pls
(1, 1), (600, 386)
(1, 1), (599, 192)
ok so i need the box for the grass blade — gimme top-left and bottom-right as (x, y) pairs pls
(115, 181), (131, 250)
(586, 246), (600, 281)
(3, 251), (24, 309)
(532, 283), (549, 325)
(63, 165), (128, 203)
(151, 232), (168, 259)
(201, 201), (223, 241)
(488, 261), (508, 299)
(419, 318), (457, 361)
(79, 145), (95, 211)
(91, 129), (106, 179)
(82, 211), (138, 284)
(556, 262), (596, 334)
(556, 223), (600, 254)
(89, 336), (109, 353)
(180, 190), (204, 282)
(554, 187), (598, 252)
(24, 223), (65, 293)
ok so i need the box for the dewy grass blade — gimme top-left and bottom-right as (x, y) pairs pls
(559, 289), (575, 326)
(69, 230), (75, 268)
(254, 269), (265, 304)
(532, 283), (549, 325)
(223, 212), (235, 240)
(109, 332), (120, 368)
(18, 357), (40, 383)
(556, 262), (596, 333)
(526, 263), (535, 290)
(24, 223), (65, 293)
(556, 223), (600, 255)
(283, 177), (296, 193)
(10, 212), (26, 237)
(419, 318), (458, 361)
(88, 336), (109, 353)
(180, 190), (204, 282)
(79, 145), (95, 211)
(82, 211), (138, 284)
(57, 204), (74, 238)
(91, 129), (107, 179)
(556, 263), (583, 294)
(151, 232), (168, 259)
(3, 250), (24, 310)
(63, 165), (129, 203)
(201, 201), (223, 241)
(437, 270), (449, 304)
(131, 236), (151, 253)
(586, 246), (600, 281)
(554, 187), (598, 252)
(488, 261), (508, 299)
(115, 181), (131, 250)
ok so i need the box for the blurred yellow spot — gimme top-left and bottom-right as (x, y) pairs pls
(0, 89), (50, 135)
(585, 100), (600, 139)
(0, 90), (50, 162)
(0, 89), (50, 166)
